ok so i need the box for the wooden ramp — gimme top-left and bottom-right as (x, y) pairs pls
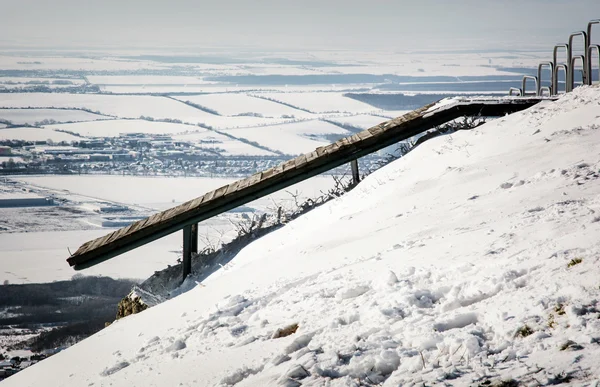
(67, 97), (550, 272)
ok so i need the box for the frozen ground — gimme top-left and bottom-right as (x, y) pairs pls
(170, 129), (278, 157)
(0, 94), (217, 122)
(0, 108), (112, 125)
(222, 120), (352, 155)
(326, 113), (394, 130)
(0, 127), (82, 142)
(260, 92), (379, 114)
(6, 85), (600, 386)
(173, 93), (314, 119)
(13, 175), (338, 212)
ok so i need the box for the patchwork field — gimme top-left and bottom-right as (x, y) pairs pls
(260, 92), (379, 113)
(326, 113), (392, 129)
(222, 119), (352, 155)
(0, 94), (217, 122)
(0, 127), (81, 142)
(0, 108), (111, 125)
(86, 75), (212, 85)
(173, 93), (314, 118)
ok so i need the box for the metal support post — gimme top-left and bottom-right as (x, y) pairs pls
(589, 45), (600, 84)
(350, 159), (360, 185)
(182, 225), (193, 281)
(568, 32), (588, 87)
(537, 62), (554, 95)
(553, 44), (569, 95)
(521, 76), (538, 96)
(587, 20), (600, 85)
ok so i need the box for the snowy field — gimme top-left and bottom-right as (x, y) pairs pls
(14, 175), (338, 212)
(6, 86), (600, 386)
(326, 113), (394, 129)
(260, 92), (379, 113)
(0, 108), (111, 125)
(0, 127), (81, 142)
(87, 75), (212, 85)
(100, 84), (373, 94)
(170, 130), (277, 157)
(45, 119), (197, 137)
(222, 120), (352, 155)
(0, 94), (218, 122)
(0, 229), (185, 283)
(173, 93), (314, 118)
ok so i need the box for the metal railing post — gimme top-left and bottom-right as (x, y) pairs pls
(587, 20), (600, 85)
(350, 159), (360, 185)
(570, 56), (586, 90)
(182, 225), (192, 282)
(521, 76), (538, 96)
(508, 87), (522, 96)
(537, 62), (554, 95)
(552, 43), (569, 95)
(553, 64), (569, 94)
(553, 45), (569, 94)
(568, 32), (588, 87)
(588, 45), (600, 84)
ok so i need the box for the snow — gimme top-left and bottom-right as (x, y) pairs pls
(173, 93), (314, 118)
(14, 175), (337, 212)
(45, 119), (209, 137)
(260, 92), (379, 114)
(0, 128), (81, 142)
(170, 130), (277, 157)
(0, 108), (111, 125)
(0, 94), (218, 122)
(5, 85), (600, 386)
(326, 113), (392, 129)
(87, 75), (212, 85)
(222, 120), (352, 155)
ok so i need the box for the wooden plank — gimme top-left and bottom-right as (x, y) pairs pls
(281, 159), (296, 172)
(305, 150), (319, 163)
(294, 154), (308, 168)
(212, 184), (229, 200)
(357, 130), (374, 140)
(225, 180), (240, 196)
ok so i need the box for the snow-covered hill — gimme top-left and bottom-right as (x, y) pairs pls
(5, 86), (600, 387)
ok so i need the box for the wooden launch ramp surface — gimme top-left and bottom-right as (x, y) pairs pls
(67, 97), (550, 272)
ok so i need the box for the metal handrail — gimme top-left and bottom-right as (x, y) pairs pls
(568, 32), (588, 86)
(570, 55), (585, 90)
(508, 87), (522, 96)
(587, 20), (600, 84)
(588, 44), (600, 84)
(553, 44), (569, 66)
(539, 86), (552, 96)
(537, 62), (554, 95)
(522, 76), (538, 96)
(553, 64), (568, 94)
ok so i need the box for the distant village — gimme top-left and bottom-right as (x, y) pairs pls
(0, 349), (61, 381)
(0, 132), (392, 178)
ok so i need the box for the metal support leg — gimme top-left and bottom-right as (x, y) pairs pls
(190, 223), (198, 254)
(350, 159), (360, 185)
(182, 225), (193, 282)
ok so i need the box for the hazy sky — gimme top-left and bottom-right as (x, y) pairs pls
(2, 0), (600, 51)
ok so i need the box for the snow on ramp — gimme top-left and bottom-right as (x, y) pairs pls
(5, 86), (600, 386)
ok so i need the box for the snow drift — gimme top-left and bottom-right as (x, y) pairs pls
(5, 86), (600, 387)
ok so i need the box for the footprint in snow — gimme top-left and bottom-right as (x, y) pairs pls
(100, 361), (130, 377)
(335, 285), (370, 301)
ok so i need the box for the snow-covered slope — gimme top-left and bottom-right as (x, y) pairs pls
(5, 86), (600, 387)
